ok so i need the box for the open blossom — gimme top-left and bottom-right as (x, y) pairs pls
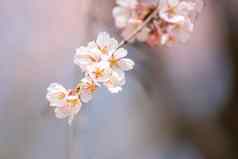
(159, 0), (191, 23)
(87, 61), (112, 83)
(106, 47), (134, 92)
(74, 32), (134, 93)
(79, 77), (97, 103)
(104, 71), (126, 93)
(46, 83), (81, 125)
(74, 46), (100, 72)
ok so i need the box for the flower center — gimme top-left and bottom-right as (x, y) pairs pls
(66, 97), (80, 107)
(109, 56), (119, 67)
(94, 68), (104, 78)
(86, 82), (97, 93)
(56, 92), (66, 100)
(99, 46), (108, 54)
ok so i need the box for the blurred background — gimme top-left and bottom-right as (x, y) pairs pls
(0, 0), (237, 159)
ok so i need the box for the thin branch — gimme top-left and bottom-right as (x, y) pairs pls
(116, 5), (160, 50)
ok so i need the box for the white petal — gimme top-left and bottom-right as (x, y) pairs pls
(96, 32), (119, 55)
(160, 11), (185, 23)
(114, 48), (128, 59)
(80, 90), (93, 103)
(114, 69), (126, 81)
(113, 7), (131, 28)
(108, 86), (122, 93)
(96, 32), (111, 48)
(178, 1), (196, 12)
(74, 46), (100, 71)
(116, 0), (138, 8)
(105, 71), (125, 93)
(88, 61), (112, 82)
(118, 58), (135, 71)
(68, 115), (74, 125)
(113, 7), (130, 18)
(55, 108), (68, 119)
(47, 83), (66, 93)
(46, 83), (67, 107)
(72, 105), (81, 115)
(46, 92), (65, 107)
(184, 19), (194, 32)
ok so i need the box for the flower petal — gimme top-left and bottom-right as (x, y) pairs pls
(47, 83), (67, 93)
(105, 71), (125, 93)
(55, 108), (68, 119)
(160, 11), (185, 23)
(96, 32), (119, 57)
(46, 83), (67, 107)
(116, 0), (138, 8)
(118, 58), (135, 71)
(114, 48), (128, 59)
(68, 115), (74, 125)
(74, 46), (100, 71)
(108, 86), (122, 93)
(81, 90), (93, 103)
(113, 7), (131, 28)
(88, 61), (112, 82)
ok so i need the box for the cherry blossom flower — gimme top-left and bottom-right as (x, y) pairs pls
(108, 48), (134, 75)
(94, 32), (119, 59)
(87, 61), (112, 84)
(47, 83), (81, 125)
(74, 46), (101, 72)
(79, 77), (97, 103)
(104, 71), (126, 93)
(159, 0), (187, 23)
(105, 48), (134, 93)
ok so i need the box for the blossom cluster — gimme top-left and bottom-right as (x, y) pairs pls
(46, 32), (134, 125)
(113, 0), (204, 46)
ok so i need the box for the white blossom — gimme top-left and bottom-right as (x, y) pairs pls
(87, 61), (112, 83)
(46, 83), (81, 125)
(104, 71), (126, 93)
(80, 77), (97, 103)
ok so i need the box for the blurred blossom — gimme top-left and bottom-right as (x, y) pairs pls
(112, 0), (204, 46)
